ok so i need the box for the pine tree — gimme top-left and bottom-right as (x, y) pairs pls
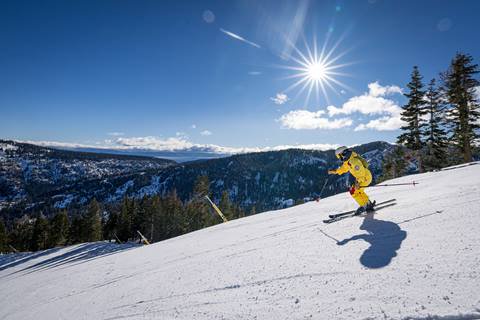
(165, 190), (187, 238)
(117, 197), (133, 242)
(84, 198), (102, 242)
(0, 219), (7, 253)
(103, 211), (120, 242)
(131, 198), (146, 240)
(397, 66), (428, 172)
(8, 218), (34, 251)
(68, 215), (84, 244)
(48, 210), (69, 247)
(189, 175), (214, 229)
(149, 195), (166, 242)
(423, 79), (448, 170)
(30, 215), (49, 251)
(442, 52), (480, 163)
(219, 191), (234, 221)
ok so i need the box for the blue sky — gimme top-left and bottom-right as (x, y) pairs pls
(1, 0), (479, 156)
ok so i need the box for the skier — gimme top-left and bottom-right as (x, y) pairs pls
(328, 146), (375, 215)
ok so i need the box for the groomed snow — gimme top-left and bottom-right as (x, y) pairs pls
(1, 163), (480, 319)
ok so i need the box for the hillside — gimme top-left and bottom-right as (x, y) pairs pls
(1, 140), (398, 217)
(1, 163), (479, 319)
(0, 140), (175, 213)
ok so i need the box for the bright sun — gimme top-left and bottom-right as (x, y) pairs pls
(307, 62), (327, 81)
(280, 36), (352, 106)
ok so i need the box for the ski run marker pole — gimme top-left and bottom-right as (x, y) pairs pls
(360, 181), (418, 188)
(205, 195), (229, 223)
(136, 230), (151, 245)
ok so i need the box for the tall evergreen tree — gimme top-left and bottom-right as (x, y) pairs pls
(424, 79), (448, 170)
(117, 197), (133, 242)
(164, 190), (186, 238)
(442, 53), (480, 163)
(103, 211), (120, 242)
(189, 175), (214, 229)
(84, 198), (102, 242)
(0, 219), (7, 253)
(219, 191), (234, 221)
(397, 66), (428, 172)
(68, 215), (84, 244)
(150, 195), (168, 242)
(30, 215), (49, 251)
(48, 210), (69, 247)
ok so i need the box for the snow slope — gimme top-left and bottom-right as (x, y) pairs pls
(1, 163), (480, 320)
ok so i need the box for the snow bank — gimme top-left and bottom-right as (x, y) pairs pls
(1, 164), (480, 319)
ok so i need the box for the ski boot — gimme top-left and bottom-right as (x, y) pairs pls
(354, 206), (365, 216)
(365, 200), (376, 212)
(354, 201), (376, 216)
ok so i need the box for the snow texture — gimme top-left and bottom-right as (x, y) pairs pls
(1, 163), (480, 319)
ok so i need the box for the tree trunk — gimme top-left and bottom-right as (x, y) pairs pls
(416, 150), (423, 173)
(464, 138), (472, 163)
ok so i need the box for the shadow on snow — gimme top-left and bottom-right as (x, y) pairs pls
(0, 242), (139, 276)
(337, 212), (407, 269)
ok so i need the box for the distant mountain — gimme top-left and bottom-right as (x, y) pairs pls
(0, 140), (175, 214)
(53, 146), (230, 163)
(0, 140), (400, 219)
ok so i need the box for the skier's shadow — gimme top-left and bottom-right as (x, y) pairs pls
(337, 213), (407, 269)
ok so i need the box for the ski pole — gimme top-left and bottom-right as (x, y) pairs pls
(360, 181), (418, 188)
(318, 174), (331, 200)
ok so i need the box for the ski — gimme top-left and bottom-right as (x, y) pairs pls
(323, 202), (397, 224)
(328, 199), (396, 219)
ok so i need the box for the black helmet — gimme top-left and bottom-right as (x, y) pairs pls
(335, 146), (352, 161)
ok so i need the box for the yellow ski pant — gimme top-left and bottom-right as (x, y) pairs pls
(349, 172), (372, 207)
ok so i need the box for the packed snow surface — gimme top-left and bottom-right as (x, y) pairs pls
(1, 163), (480, 319)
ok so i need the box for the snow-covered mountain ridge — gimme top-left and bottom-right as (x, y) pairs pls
(1, 140), (396, 217)
(1, 162), (479, 319)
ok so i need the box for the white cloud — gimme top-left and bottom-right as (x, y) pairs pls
(191, 124), (197, 129)
(327, 82), (402, 117)
(279, 110), (352, 130)
(220, 28), (261, 48)
(475, 86), (480, 100)
(200, 130), (212, 136)
(116, 136), (194, 151)
(175, 132), (188, 139)
(270, 93), (289, 105)
(326, 82), (404, 131)
(368, 81), (403, 97)
(22, 137), (340, 156)
(354, 116), (403, 131)
(248, 71), (262, 76)
(107, 132), (124, 137)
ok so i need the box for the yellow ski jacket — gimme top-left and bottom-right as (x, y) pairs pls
(332, 151), (372, 185)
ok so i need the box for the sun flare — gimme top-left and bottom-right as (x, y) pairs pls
(280, 35), (352, 106)
(307, 62), (327, 81)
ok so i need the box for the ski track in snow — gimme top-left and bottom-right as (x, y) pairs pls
(1, 163), (480, 319)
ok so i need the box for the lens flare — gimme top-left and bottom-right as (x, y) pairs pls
(279, 34), (353, 106)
